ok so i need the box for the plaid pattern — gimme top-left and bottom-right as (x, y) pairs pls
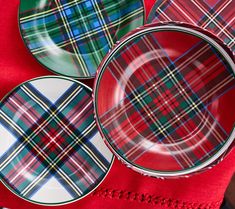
(97, 30), (235, 171)
(19, 0), (144, 78)
(0, 78), (112, 203)
(147, 0), (235, 56)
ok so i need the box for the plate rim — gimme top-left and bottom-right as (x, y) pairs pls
(0, 75), (114, 206)
(93, 24), (235, 177)
(18, 0), (146, 79)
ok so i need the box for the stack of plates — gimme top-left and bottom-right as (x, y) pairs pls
(0, 0), (234, 206)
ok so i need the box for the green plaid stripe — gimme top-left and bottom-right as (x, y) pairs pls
(19, 0), (144, 78)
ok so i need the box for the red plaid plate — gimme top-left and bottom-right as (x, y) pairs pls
(147, 0), (235, 57)
(94, 23), (235, 177)
(0, 76), (113, 205)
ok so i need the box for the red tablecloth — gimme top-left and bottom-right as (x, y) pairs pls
(0, 0), (234, 208)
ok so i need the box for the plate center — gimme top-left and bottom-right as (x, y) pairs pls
(29, 113), (78, 164)
(123, 52), (208, 144)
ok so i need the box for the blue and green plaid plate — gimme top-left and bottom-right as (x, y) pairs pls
(0, 76), (114, 205)
(19, 0), (145, 78)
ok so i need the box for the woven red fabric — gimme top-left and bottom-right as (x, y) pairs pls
(0, 0), (234, 209)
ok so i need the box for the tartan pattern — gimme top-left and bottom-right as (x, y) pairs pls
(19, 0), (144, 78)
(148, 0), (235, 55)
(98, 31), (235, 171)
(0, 78), (112, 202)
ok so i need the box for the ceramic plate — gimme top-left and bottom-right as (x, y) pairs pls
(19, 0), (144, 79)
(147, 0), (235, 56)
(94, 23), (235, 177)
(0, 76), (113, 205)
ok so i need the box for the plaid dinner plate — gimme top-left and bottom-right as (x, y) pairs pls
(94, 23), (235, 178)
(147, 0), (235, 56)
(19, 0), (144, 78)
(0, 76), (113, 205)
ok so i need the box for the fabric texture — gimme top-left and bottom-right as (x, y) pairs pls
(0, 0), (235, 209)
